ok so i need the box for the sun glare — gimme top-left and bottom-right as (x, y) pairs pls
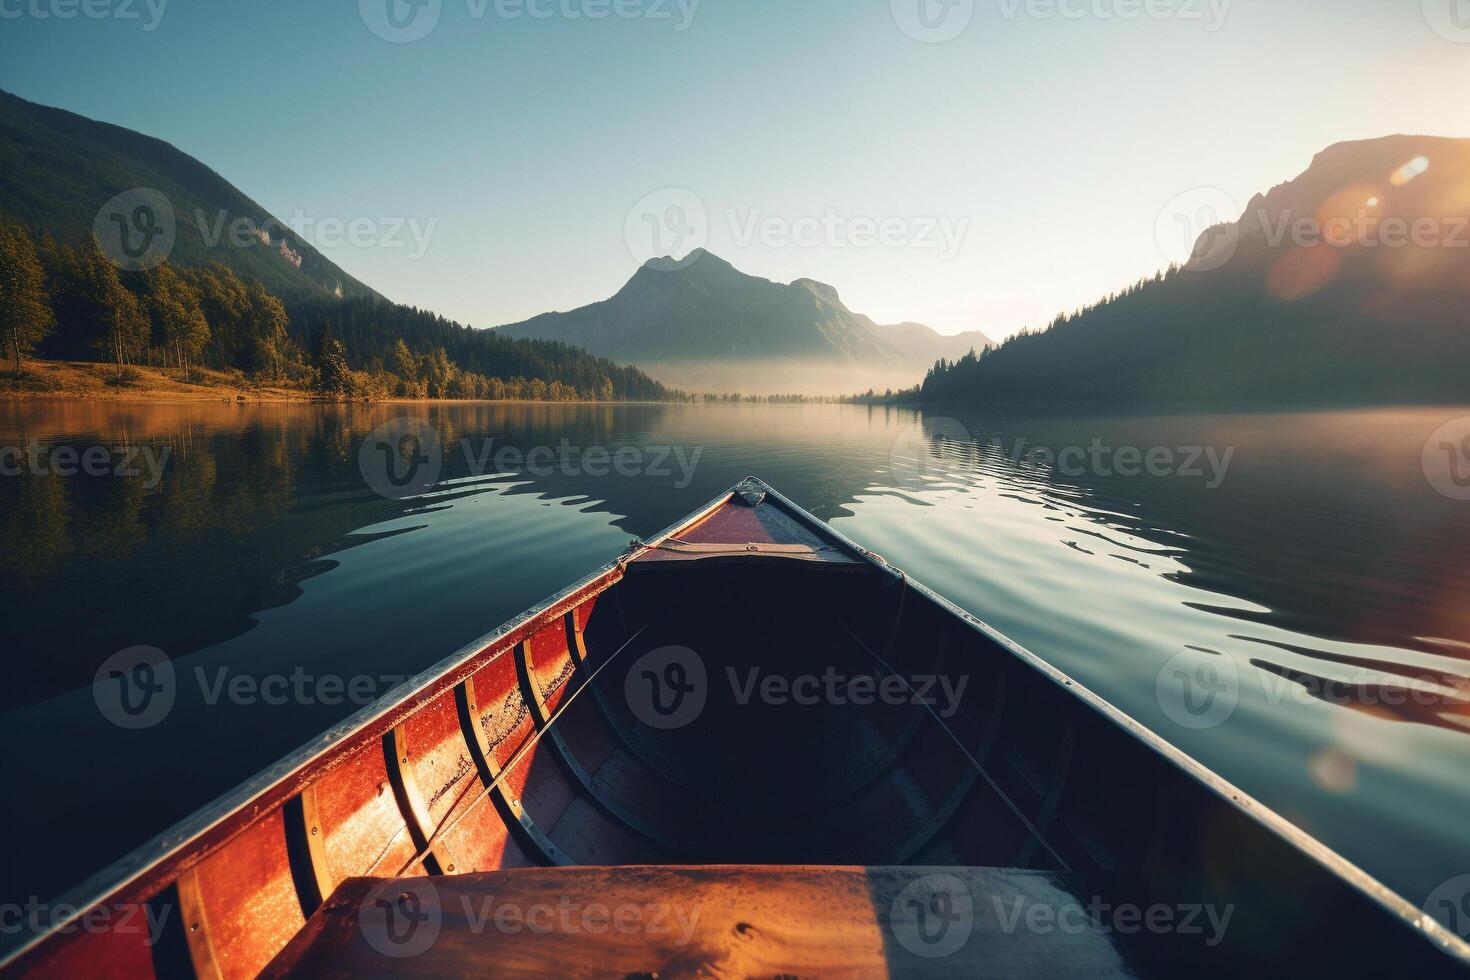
(1389, 155), (1431, 186)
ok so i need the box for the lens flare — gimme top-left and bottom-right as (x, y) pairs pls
(1389, 156), (1430, 187)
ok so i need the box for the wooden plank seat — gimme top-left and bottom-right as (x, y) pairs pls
(262, 865), (1135, 978)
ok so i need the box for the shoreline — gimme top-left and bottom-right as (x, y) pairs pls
(0, 361), (671, 406)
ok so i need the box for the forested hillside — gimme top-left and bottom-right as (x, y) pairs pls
(920, 136), (1470, 408)
(0, 216), (674, 401)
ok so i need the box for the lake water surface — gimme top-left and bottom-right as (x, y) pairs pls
(2, 399), (1468, 931)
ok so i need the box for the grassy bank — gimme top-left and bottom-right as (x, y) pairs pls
(0, 360), (311, 402)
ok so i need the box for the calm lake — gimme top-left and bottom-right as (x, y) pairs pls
(2, 399), (1468, 926)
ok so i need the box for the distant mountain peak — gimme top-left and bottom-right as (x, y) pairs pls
(640, 247), (730, 274)
(792, 278), (843, 308)
(497, 250), (995, 394)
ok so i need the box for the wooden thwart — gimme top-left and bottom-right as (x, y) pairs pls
(262, 865), (1133, 978)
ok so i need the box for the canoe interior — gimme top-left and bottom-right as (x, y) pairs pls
(4, 481), (1466, 978)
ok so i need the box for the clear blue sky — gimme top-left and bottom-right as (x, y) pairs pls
(2, 0), (1466, 338)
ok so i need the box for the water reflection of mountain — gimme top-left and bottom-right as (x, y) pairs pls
(0, 401), (900, 707)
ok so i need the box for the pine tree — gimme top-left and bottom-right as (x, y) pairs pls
(314, 325), (352, 398)
(150, 264), (210, 379)
(0, 220), (55, 373)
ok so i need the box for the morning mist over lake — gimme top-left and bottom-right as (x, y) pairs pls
(1, 2), (1469, 977)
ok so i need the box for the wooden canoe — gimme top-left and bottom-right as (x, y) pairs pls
(3, 478), (1467, 978)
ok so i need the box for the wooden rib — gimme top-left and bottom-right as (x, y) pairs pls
(801, 632), (954, 812)
(881, 663), (1010, 865)
(564, 610), (710, 796)
(1013, 719), (1076, 868)
(382, 727), (449, 876)
(175, 868), (223, 980)
(296, 787), (335, 910)
(516, 637), (687, 853)
(453, 681), (571, 867)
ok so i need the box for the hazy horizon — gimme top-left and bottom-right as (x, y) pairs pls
(2, 0), (1467, 341)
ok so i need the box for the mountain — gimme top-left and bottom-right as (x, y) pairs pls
(0, 89), (377, 303)
(867, 320), (994, 366)
(0, 90), (676, 400)
(495, 250), (990, 394)
(921, 135), (1470, 407)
